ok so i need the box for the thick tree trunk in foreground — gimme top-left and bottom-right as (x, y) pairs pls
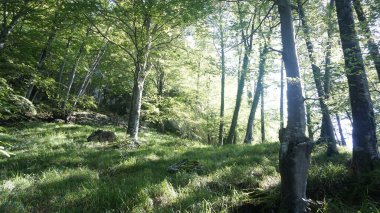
(336, 114), (346, 146)
(353, 0), (380, 82)
(297, 0), (338, 155)
(278, 0), (313, 212)
(244, 45), (269, 144)
(335, 0), (379, 173)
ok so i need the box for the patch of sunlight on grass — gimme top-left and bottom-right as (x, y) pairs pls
(144, 153), (160, 161)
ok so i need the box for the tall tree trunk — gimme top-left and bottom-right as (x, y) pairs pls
(324, 0), (335, 97)
(336, 114), (347, 146)
(127, 39), (152, 145)
(62, 36), (87, 118)
(127, 60), (151, 144)
(72, 41), (108, 110)
(353, 0), (380, 81)
(244, 45), (269, 143)
(335, 0), (379, 173)
(57, 35), (74, 98)
(280, 60), (285, 129)
(261, 83), (265, 143)
(218, 8), (226, 145)
(277, 0), (313, 212)
(297, 0), (338, 155)
(0, 1), (29, 51)
(225, 7), (255, 144)
(25, 28), (58, 100)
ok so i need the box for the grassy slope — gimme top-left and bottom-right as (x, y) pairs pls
(0, 122), (379, 212)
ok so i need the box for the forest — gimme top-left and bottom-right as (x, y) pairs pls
(0, 0), (379, 212)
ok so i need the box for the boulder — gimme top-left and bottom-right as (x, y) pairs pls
(163, 119), (182, 134)
(87, 130), (117, 142)
(12, 95), (37, 117)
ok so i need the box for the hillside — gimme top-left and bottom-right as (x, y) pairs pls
(0, 122), (379, 212)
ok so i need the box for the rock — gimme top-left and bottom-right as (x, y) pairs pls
(10, 95), (37, 117)
(87, 130), (117, 142)
(163, 119), (182, 134)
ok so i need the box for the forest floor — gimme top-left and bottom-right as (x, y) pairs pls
(0, 122), (379, 212)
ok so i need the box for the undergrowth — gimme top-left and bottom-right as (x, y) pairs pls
(0, 122), (379, 212)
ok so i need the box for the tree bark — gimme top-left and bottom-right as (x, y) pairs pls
(127, 28), (152, 144)
(225, 6), (255, 145)
(305, 97), (314, 142)
(335, 0), (379, 173)
(261, 83), (265, 143)
(25, 27), (58, 100)
(353, 0), (380, 82)
(297, 0), (338, 156)
(277, 0), (313, 212)
(62, 33), (88, 118)
(336, 114), (346, 146)
(218, 6), (226, 145)
(280, 60), (285, 129)
(244, 45), (269, 144)
(324, 0), (335, 97)
(72, 41), (108, 110)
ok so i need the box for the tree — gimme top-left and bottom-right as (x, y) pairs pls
(277, 0), (313, 211)
(0, 0), (37, 51)
(353, 0), (380, 82)
(225, 1), (274, 145)
(335, 0), (379, 173)
(92, 0), (212, 145)
(244, 43), (269, 144)
(297, 0), (338, 155)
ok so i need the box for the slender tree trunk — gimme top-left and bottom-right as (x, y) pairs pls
(305, 97), (314, 142)
(0, 1), (28, 51)
(335, 0), (379, 173)
(353, 0), (380, 81)
(324, 0), (335, 97)
(280, 60), (284, 129)
(57, 35), (74, 93)
(297, 0), (338, 155)
(261, 83), (265, 143)
(336, 114), (346, 146)
(277, 0), (313, 211)
(218, 10), (226, 145)
(25, 28), (58, 100)
(72, 42), (108, 110)
(345, 108), (353, 126)
(62, 37), (87, 118)
(244, 45), (269, 143)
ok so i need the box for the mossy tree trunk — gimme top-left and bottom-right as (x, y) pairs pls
(353, 0), (380, 82)
(335, 0), (379, 173)
(277, 0), (313, 211)
(244, 44), (269, 144)
(297, 0), (338, 156)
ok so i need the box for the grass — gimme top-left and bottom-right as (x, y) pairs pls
(0, 122), (379, 212)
